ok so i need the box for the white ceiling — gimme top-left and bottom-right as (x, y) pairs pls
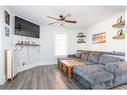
(8, 6), (125, 29)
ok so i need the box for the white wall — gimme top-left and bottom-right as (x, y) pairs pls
(0, 6), (13, 84)
(0, 8), (83, 84)
(82, 12), (125, 52)
(12, 24), (83, 72)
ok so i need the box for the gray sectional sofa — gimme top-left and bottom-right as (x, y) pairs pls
(58, 50), (127, 89)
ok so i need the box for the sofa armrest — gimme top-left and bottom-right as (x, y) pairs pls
(106, 62), (127, 73)
(67, 54), (76, 58)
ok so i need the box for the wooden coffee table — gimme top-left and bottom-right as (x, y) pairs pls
(59, 60), (83, 79)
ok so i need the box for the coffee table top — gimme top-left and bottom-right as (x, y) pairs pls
(60, 60), (83, 67)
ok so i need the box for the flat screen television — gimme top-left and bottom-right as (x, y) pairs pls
(15, 16), (40, 38)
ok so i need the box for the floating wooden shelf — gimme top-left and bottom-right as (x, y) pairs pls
(77, 41), (86, 43)
(77, 35), (86, 38)
(16, 43), (40, 46)
(112, 21), (125, 28)
(112, 35), (125, 40)
(77, 32), (86, 43)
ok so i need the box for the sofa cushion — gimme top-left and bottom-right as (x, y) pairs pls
(99, 54), (123, 65)
(74, 72), (113, 89)
(86, 71), (113, 83)
(74, 64), (113, 82)
(73, 64), (114, 89)
(75, 51), (82, 58)
(81, 52), (90, 61)
(81, 61), (96, 65)
(106, 62), (127, 86)
(106, 62), (127, 73)
(67, 54), (76, 58)
(88, 52), (102, 63)
(73, 64), (105, 76)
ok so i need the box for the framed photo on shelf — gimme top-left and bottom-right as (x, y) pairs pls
(5, 26), (10, 37)
(117, 16), (122, 23)
(4, 10), (10, 26)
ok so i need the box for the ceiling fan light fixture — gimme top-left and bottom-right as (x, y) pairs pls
(47, 13), (77, 26)
(59, 21), (65, 27)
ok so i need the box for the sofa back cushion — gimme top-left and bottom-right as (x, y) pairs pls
(75, 51), (82, 58)
(81, 52), (90, 61)
(99, 54), (124, 65)
(88, 52), (102, 63)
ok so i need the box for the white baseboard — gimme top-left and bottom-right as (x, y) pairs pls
(0, 75), (6, 85)
(17, 60), (57, 73)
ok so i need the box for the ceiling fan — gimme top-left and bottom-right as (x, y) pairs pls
(47, 13), (77, 26)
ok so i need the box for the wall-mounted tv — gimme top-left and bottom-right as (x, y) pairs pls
(15, 16), (40, 38)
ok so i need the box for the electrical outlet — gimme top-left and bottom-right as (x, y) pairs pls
(23, 62), (26, 66)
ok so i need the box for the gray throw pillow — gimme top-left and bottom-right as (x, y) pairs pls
(75, 53), (82, 58)
(88, 52), (102, 63)
(81, 52), (89, 61)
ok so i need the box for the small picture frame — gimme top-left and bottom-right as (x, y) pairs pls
(4, 10), (10, 26)
(5, 26), (10, 37)
(117, 16), (122, 23)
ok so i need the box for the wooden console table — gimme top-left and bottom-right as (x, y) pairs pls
(59, 60), (83, 79)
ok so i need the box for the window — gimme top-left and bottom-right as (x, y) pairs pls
(55, 32), (67, 56)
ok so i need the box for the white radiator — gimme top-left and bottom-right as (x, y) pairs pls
(6, 49), (13, 81)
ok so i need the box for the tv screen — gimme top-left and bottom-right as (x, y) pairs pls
(15, 16), (40, 38)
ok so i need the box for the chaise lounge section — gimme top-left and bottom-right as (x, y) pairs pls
(58, 50), (126, 89)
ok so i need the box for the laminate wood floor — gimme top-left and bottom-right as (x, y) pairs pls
(0, 64), (127, 89)
(0, 64), (84, 89)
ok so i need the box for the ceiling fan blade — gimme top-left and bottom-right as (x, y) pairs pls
(47, 16), (59, 20)
(65, 20), (77, 23)
(48, 21), (57, 25)
(64, 13), (72, 19)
